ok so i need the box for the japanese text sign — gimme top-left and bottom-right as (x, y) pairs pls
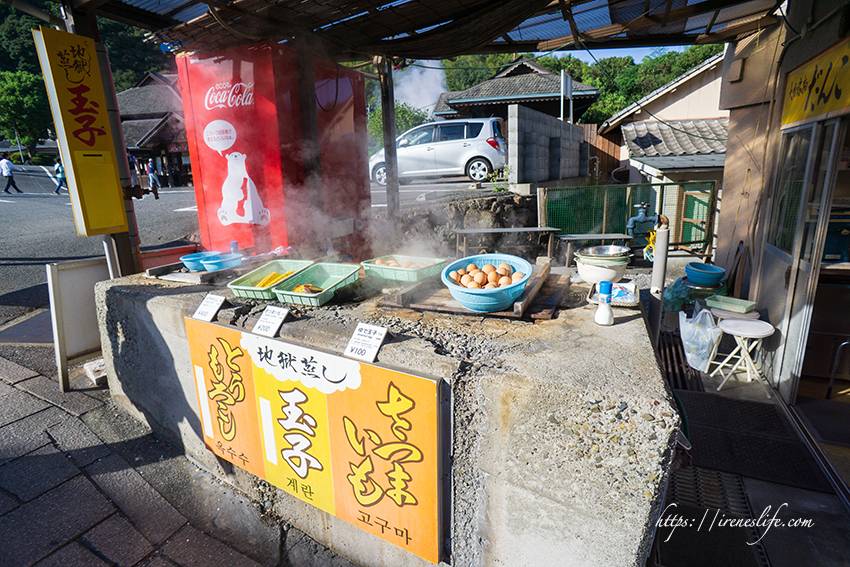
(345, 323), (388, 362)
(32, 26), (128, 236)
(783, 37), (850, 126)
(185, 318), (443, 563)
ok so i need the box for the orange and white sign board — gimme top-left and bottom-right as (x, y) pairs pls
(186, 318), (443, 563)
(33, 26), (128, 236)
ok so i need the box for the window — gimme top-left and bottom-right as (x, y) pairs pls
(399, 126), (434, 147)
(467, 123), (483, 138)
(438, 124), (465, 141)
(768, 129), (813, 254)
(492, 120), (503, 139)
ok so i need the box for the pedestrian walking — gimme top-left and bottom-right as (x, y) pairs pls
(146, 158), (160, 191)
(53, 158), (67, 194)
(0, 152), (23, 194)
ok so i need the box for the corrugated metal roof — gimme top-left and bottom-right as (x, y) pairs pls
(78, 0), (779, 59)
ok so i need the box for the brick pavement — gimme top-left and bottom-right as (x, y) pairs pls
(0, 356), (265, 567)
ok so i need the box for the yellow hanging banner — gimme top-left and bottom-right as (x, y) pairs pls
(783, 37), (850, 126)
(33, 26), (128, 236)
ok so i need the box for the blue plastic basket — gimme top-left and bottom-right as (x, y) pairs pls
(180, 251), (221, 272)
(440, 254), (532, 312)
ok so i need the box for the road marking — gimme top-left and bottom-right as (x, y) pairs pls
(175, 206), (198, 212)
(371, 203), (387, 208)
(0, 199), (15, 204)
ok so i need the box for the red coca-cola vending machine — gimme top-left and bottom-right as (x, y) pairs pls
(177, 42), (371, 258)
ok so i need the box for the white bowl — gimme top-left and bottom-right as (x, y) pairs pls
(576, 260), (627, 284)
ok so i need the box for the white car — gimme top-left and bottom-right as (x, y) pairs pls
(369, 118), (506, 185)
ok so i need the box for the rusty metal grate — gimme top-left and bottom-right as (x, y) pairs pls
(658, 329), (705, 392)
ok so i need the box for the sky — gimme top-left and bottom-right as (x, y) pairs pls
(564, 45), (690, 64)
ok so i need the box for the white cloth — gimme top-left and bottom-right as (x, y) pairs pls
(0, 159), (22, 176)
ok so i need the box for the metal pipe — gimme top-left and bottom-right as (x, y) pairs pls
(0, 0), (64, 27)
(826, 341), (850, 399)
(648, 215), (670, 350)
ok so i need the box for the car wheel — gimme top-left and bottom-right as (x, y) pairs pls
(467, 158), (491, 182)
(373, 164), (387, 186)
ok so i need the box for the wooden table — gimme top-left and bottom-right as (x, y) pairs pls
(454, 226), (560, 258)
(557, 233), (633, 266)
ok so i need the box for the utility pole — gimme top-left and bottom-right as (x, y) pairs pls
(374, 55), (400, 242)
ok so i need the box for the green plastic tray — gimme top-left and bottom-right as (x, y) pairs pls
(361, 255), (446, 282)
(272, 263), (360, 307)
(705, 294), (756, 313)
(227, 259), (313, 300)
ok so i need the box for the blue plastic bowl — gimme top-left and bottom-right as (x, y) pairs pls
(441, 253), (533, 312)
(685, 262), (725, 286)
(201, 253), (243, 271)
(180, 251), (221, 272)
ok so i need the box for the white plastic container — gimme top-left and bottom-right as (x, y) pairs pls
(594, 280), (614, 326)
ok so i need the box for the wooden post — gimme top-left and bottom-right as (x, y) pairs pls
(374, 55), (400, 241)
(295, 37), (327, 256)
(67, 6), (141, 276)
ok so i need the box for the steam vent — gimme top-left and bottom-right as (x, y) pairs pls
(96, 266), (676, 567)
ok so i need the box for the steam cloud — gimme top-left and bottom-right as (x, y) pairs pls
(393, 61), (447, 117)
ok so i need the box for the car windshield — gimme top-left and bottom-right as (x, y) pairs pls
(399, 126), (434, 146)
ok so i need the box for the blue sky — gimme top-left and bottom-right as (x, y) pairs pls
(566, 46), (689, 64)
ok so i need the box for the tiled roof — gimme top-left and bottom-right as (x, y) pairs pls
(117, 84), (183, 119)
(622, 119), (728, 158)
(121, 118), (166, 148)
(447, 73), (596, 103)
(433, 91), (461, 114)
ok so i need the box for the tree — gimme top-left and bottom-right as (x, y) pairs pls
(366, 102), (431, 154)
(442, 53), (514, 92)
(536, 54), (589, 83)
(0, 71), (53, 158)
(97, 18), (173, 91)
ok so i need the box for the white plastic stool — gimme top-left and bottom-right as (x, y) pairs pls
(714, 319), (775, 391)
(706, 308), (761, 374)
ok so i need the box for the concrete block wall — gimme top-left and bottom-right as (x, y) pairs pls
(96, 276), (677, 567)
(507, 104), (584, 184)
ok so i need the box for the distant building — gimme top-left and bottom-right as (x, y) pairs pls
(598, 52), (728, 187)
(116, 72), (190, 186)
(433, 57), (598, 121)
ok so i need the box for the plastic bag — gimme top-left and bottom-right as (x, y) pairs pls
(679, 309), (722, 373)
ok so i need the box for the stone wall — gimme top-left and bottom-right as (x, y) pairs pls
(375, 193), (549, 260)
(507, 104), (584, 184)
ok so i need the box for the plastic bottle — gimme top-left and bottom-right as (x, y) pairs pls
(230, 241), (239, 255)
(594, 280), (614, 326)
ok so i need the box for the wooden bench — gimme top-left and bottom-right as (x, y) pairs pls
(557, 233), (634, 266)
(454, 226), (560, 258)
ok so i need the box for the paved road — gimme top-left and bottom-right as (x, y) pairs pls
(0, 166), (198, 325)
(0, 166), (492, 325)
(369, 176), (497, 207)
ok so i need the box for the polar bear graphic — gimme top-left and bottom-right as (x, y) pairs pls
(217, 152), (270, 226)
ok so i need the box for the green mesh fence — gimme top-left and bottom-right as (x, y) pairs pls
(542, 182), (717, 252)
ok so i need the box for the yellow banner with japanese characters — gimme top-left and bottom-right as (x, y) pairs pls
(33, 26), (128, 236)
(783, 37), (850, 126)
(186, 318), (442, 564)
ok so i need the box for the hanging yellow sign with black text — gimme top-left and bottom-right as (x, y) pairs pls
(783, 37), (850, 126)
(33, 26), (128, 236)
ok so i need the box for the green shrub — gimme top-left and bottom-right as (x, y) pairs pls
(31, 154), (54, 165)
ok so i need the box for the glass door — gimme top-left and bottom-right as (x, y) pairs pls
(758, 120), (841, 402)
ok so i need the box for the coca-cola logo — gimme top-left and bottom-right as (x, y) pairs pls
(204, 82), (255, 110)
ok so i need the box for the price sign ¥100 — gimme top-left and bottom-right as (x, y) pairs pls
(344, 322), (388, 362)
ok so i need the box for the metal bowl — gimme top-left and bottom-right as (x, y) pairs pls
(575, 245), (631, 258)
